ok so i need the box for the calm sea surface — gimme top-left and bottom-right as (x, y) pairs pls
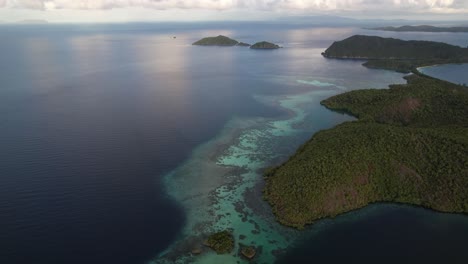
(1, 23), (467, 264)
(419, 63), (468, 85)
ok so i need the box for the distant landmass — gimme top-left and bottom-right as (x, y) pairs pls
(264, 35), (468, 229)
(18, 19), (49, 24)
(275, 15), (468, 28)
(250, 41), (280, 49)
(322, 35), (468, 72)
(371, 25), (468, 33)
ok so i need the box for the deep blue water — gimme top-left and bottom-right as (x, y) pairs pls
(278, 204), (468, 264)
(1, 24), (293, 264)
(1, 23), (467, 264)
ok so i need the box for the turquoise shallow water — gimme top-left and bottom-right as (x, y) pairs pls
(157, 68), (407, 263)
(156, 28), (468, 264)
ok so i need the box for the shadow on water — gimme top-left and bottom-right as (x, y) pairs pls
(277, 204), (468, 264)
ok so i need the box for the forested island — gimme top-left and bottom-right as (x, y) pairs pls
(322, 35), (468, 72)
(264, 35), (468, 229)
(192, 35), (245, 46)
(371, 25), (468, 33)
(250, 41), (280, 49)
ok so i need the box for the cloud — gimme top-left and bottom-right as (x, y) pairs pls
(3, 0), (468, 13)
(8, 0), (45, 9)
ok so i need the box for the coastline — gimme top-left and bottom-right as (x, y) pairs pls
(276, 201), (468, 263)
(155, 87), (357, 263)
(153, 34), (468, 263)
(264, 62), (468, 229)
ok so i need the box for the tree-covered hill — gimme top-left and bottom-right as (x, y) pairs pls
(192, 35), (240, 46)
(322, 35), (468, 72)
(250, 41), (280, 49)
(263, 75), (468, 229)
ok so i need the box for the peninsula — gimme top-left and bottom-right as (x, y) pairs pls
(264, 36), (468, 229)
(321, 35), (468, 72)
(371, 25), (468, 33)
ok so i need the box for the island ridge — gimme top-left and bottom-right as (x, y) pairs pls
(370, 25), (468, 33)
(322, 35), (468, 72)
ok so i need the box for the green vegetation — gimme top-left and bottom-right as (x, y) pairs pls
(204, 230), (234, 254)
(371, 25), (468, 33)
(323, 35), (468, 60)
(362, 59), (450, 73)
(192, 35), (239, 46)
(322, 35), (468, 72)
(263, 74), (468, 229)
(250, 41), (280, 49)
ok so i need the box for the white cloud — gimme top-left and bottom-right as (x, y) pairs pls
(3, 0), (467, 12)
(1, 0), (467, 22)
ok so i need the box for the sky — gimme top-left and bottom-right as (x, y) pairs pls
(1, 0), (468, 23)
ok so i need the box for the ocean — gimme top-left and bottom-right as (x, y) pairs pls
(0, 22), (467, 264)
(418, 63), (468, 85)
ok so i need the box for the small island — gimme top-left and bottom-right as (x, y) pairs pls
(264, 35), (468, 229)
(193, 35), (240, 46)
(204, 230), (234, 254)
(250, 41), (280, 49)
(322, 35), (468, 72)
(370, 25), (468, 33)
